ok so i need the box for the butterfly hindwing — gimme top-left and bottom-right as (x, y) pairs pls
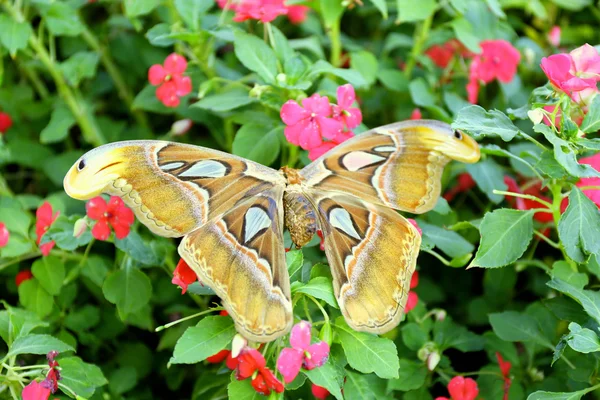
(179, 186), (292, 342)
(309, 190), (421, 334)
(300, 120), (480, 214)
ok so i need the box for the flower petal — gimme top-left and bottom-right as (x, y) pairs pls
(164, 53), (188, 75)
(316, 116), (343, 140)
(304, 341), (330, 369)
(148, 64), (167, 85)
(281, 100), (308, 126)
(405, 291), (418, 313)
(173, 75), (192, 96)
(336, 84), (356, 109)
(91, 219), (111, 241)
(303, 94), (332, 117)
(276, 348), (303, 383)
(290, 320), (312, 349)
(86, 196), (107, 220)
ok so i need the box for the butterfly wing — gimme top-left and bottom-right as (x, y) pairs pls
(179, 186), (292, 342)
(309, 190), (420, 334)
(64, 140), (291, 341)
(300, 120), (480, 214)
(64, 140), (285, 237)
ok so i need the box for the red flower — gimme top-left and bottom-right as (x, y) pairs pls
(496, 352), (512, 400)
(233, 0), (288, 23)
(236, 348), (284, 395)
(0, 222), (9, 247)
(312, 384), (330, 399)
(86, 196), (134, 241)
(503, 177), (553, 223)
(281, 94), (343, 150)
(277, 321), (330, 383)
(405, 271), (419, 313)
(444, 173), (476, 201)
(410, 108), (422, 120)
(436, 376), (479, 400)
(172, 259), (197, 295)
(16, 270), (33, 287)
(207, 349), (231, 363)
(467, 40), (520, 103)
(287, 5), (309, 24)
(22, 381), (51, 400)
(148, 53), (192, 108)
(0, 112), (12, 134)
(332, 84), (362, 130)
(316, 229), (325, 251)
(425, 40), (470, 69)
(36, 202), (59, 256)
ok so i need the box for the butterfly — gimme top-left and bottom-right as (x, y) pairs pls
(63, 119), (480, 342)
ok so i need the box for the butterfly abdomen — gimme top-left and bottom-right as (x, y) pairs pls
(283, 190), (317, 248)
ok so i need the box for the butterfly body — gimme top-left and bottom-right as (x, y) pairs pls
(64, 120), (480, 342)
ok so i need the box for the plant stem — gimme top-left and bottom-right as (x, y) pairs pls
(328, 17), (342, 67)
(154, 307), (223, 332)
(17, 59), (49, 99)
(533, 230), (560, 248)
(404, 14), (433, 79)
(2, 2), (105, 147)
(492, 190), (553, 209)
(81, 27), (149, 130)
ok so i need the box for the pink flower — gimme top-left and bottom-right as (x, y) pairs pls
(0, 222), (8, 247)
(22, 381), (51, 400)
(312, 384), (330, 399)
(0, 112), (12, 134)
(410, 108), (422, 120)
(308, 130), (354, 161)
(36, 202), (59, 256)
(405, 271), (419, 313)
(233, 0), (288, 23)
(287, 5), (309, 24)
(548, 26), (561, 47)
(281, 94), (343, 150)
(332, 84), (362, 129)
(576, 153), (600, 207)
(148, 53), (192, 108)
(436, 376), (479, 400)
(571, 44), (600, 79)
(466, 78), (479, 104)
(86, 196), (134, 240)
(277, 321), (330, 383)
(541, 44), (600, 99)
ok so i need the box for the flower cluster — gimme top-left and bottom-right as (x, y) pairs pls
(276, 321), (330, 383)
(36, 202), (59, 256)
(21, 351), (61, 400)
(281, 84), (362, 160)
(0, 111), (12, 134)
(435, 376), (479, 400)
(216, 0), (309, 24)
(86, 196), (134, 241)
(172, 259), (198, 294)
(148, 53), (192, 108)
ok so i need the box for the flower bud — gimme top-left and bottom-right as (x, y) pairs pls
(417, 341), (438, 362)
(73, 218), (88, 238)
(249, 84), (269, 98)
(427, 351), (441, 371)
(171, 119), (193, 136)
(319, 321), (333, 346)
(276, 73), (287, 84)
(527, 109), (544, 125)
(434, 309), (447, 322)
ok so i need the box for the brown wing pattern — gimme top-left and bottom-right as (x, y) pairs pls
(309, 190), (421, 334)
(300, 120), (480, 214)
(63, 140), (285, 237)
(179, 187), (292, 342)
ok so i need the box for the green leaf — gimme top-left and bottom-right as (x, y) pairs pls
(471, 209), (534, 268)
(433, 318), (484, 352)
(292, 276), (338, 308)
(7, 333), (73, 357)
(174, 0), (212, 30)
(452, 105), (520, 141)
(579, 95), (600, 133)
(303, 362), (344, 400)
(388, 359), (427, 391)
(400, 323), (429, 351)
(466, 157), (507, 203)
(451, 18), (480, 53)
(59, 51), (100, 87)
(102, 264), (152, 316)
(0, 15), (32, 56)
(114, 231), (160, 266)
(194, 89), (255, 112)
(344, 370), (380, 400)
(537, 150), (567, 179)
(43, 2), (84, 36)
(396, 0), (437, 22)
(18, 279), (53, 318)
(551, 261), (589, 290)
(270, 25), (295, 64)
(419, 221), (474, 258)
(527, 388), (592, 400)
(369, 0), (388, 18)
(320, 0), (344, 27)
(534, 124), (600, 178)
(547, 278), (600, 325)
(382, 33), (413, 54)
(64, 305), (101, 332)
(232, 124), (281, 166)
(0, 206), (31, 237)
(287, 249), (304, 282)
(549, 0), (592, 11)
(170, 316), (236, 364)
(350, 51), (378, 87)
(558, 186), (600, 262)
(43, 214), (92, 251)
(60, 357), (108, 399)
(377, 69), (408, 92)
(335, 318), (399, 379)
(0, 306), (48, 346)
(109, 366), (138, 395)
(566, 322), (600, 353)
(489, 311), (554, 349)
(227, 375), (263, 400)
(308, 60), (368, 89)
(234, 31), (278, 83)
(31, 255), (65, 296)
(124, 0), (161, 18)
